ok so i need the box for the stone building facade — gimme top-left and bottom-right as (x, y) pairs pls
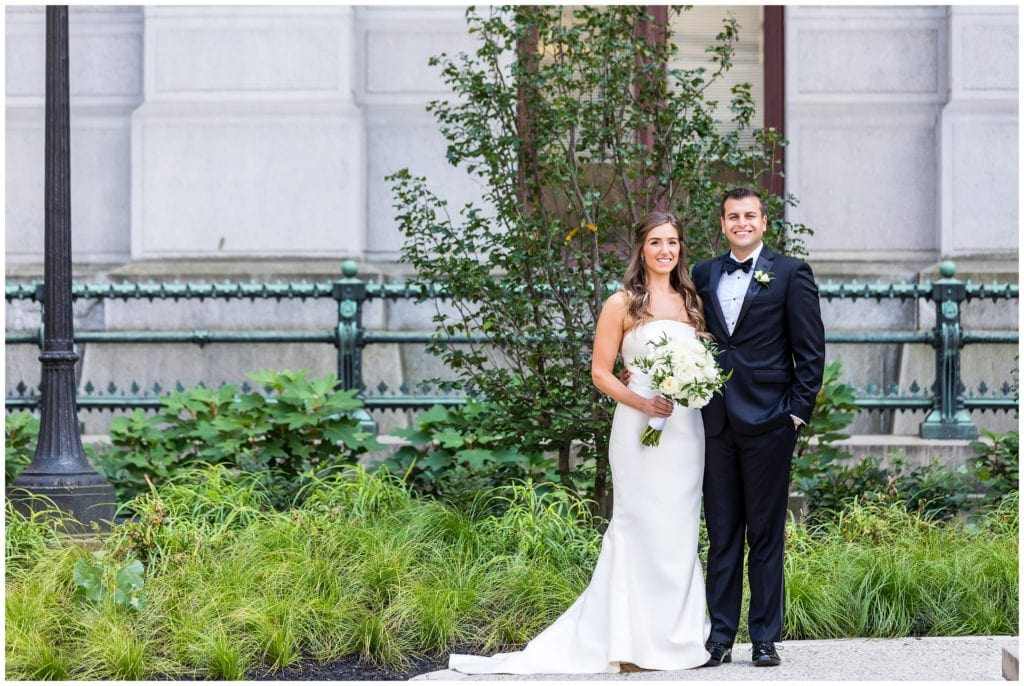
(5, 5), (1019, 436)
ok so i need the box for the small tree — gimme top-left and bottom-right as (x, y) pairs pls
(389, 5), (809, 511)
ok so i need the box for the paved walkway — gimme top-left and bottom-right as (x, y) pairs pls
(414, 636), (1017, 681)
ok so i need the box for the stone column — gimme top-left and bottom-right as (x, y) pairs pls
(6, 6), (141, 266)
(938, 6), (1019, 257)
(130, 6), (364, 260)
(354, 6), (480, 263)
(785, 6), (948, 266)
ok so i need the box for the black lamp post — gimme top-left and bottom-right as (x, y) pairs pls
(7, 6), (115, 528)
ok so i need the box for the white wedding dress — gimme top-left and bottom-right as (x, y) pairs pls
(448, 320), (711, 675)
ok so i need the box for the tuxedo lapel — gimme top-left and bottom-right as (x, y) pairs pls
(707, 255), (729, 339)
(733, 247), (775, 333)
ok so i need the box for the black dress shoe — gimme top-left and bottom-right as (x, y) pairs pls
(702, 641), (732, 667)
(752, 641), (781, 667)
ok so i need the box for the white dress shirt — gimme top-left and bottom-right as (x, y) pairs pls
(716, 242), (763, 336)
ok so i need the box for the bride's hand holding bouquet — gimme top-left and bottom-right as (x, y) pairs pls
(632, 333), (730, 447)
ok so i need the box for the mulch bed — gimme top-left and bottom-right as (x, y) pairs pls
(155, 646), (481, 680)
(247, 654), (451, 681)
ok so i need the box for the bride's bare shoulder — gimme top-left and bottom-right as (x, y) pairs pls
(601, 291), (637, 332)
(603, 290), (628, 310)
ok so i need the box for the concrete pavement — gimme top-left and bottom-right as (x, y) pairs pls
(413, 636), (1018, 681)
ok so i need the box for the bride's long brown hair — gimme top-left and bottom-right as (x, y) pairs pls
(622, 212), (708, 337)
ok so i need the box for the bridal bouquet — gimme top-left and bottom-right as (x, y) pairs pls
(632, 333), (730, 447)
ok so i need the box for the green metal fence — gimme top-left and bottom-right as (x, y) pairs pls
(5, 259), (1018, 439)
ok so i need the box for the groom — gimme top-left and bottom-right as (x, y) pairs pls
(692, 188), (825, 667)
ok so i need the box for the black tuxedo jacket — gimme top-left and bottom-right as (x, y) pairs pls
(692, 245), (825, 437)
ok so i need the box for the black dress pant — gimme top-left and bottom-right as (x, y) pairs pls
(703, 418), (798, 644)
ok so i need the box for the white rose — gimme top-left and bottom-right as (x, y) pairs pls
(676, 366), (698, 386)
(683, 338), (706, 356)
(690, 392), (711, 409)
(667, 341), (690, 361)
(659, 376), (680, 395)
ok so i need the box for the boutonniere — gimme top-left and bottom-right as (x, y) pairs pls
(753, 270), (774, 286)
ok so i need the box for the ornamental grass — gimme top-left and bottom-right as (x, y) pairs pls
(5, 465), (1018, 680)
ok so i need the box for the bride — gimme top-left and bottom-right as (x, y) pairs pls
(448, 212), (712, 674)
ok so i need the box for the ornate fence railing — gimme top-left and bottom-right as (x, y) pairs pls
(5, 260), (1018, 439)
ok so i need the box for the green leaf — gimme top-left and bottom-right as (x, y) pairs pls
(490, 447), (526, 464)
(415, 405), (451, 428)
(390, 427), (433, 446)
(455, 448), (495, 470)
(433, 427), (465, 449)
(423, 450), (454, 471)
(117, 561), (148, 593)
(72, 558), (105, 605)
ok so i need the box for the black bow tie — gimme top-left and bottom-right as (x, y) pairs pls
(723, 256), (753, 274)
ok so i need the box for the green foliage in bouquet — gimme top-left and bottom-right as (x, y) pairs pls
(389, 5), (809, 510)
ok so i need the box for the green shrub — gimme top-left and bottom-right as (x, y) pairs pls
(969, 429), (1019, 504)
(381, 401), (555, 507)
(800, 454), (975, 524)
(785, 496), (1017, 639)
(93, 369), (381, 508)
(799, 455), (890, 519)
(5, 465), (1016, 680)
(894, 454), (971, 520)
(5, 411), (39, 481)
(791, 360), (858, 489)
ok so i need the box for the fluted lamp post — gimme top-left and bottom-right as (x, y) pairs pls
(8, 6), (116, 528)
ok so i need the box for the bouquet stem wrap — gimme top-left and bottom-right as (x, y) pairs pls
(640, 416), (669, 447)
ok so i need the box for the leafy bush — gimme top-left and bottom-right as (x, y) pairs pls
(381, 401), (555, 506)
(895, 455), (972, 519)
(5, 411), (39, 482)
(969, 429), (1019, 504)
(799, 454), (975, 524)
(93, 369), (381, 507)
(791, 360), (858, 489)
(799, 455), (890, 519)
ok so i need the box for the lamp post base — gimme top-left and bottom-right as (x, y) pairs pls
(7, 476), (116, 531)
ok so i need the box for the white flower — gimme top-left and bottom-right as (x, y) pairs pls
(658, 376), (680, 394)
(754, 270), (774, 286)
(666, 341), (690, 361)
(633, 333), (729, 446)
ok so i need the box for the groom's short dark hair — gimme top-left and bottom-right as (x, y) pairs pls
(721, 188), (767, 218)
